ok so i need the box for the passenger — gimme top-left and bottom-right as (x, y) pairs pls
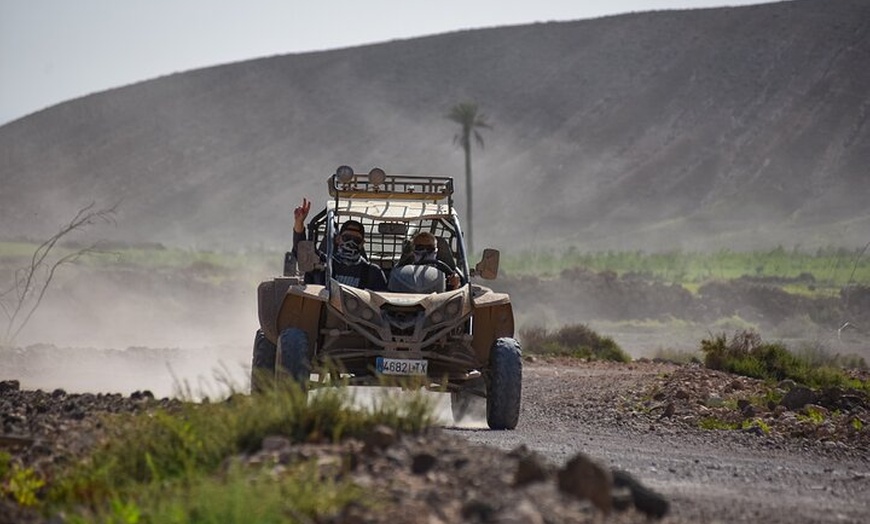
(292, 198), (388, 291)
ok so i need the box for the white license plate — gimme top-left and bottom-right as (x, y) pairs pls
(376, 357), (428, 376)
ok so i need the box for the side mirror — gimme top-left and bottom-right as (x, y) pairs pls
(473, 248), (500, 280)
(296, 240), (321, 273)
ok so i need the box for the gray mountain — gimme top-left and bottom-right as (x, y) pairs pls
(1, 0), (868, 252)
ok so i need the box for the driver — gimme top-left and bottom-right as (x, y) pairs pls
(404, 232), (461, 290)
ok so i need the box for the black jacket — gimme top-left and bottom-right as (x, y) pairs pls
(293, 230), (388, 291)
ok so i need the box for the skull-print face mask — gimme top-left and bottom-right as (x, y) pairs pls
(413, 244), (437, 264)
(336, 235), (362, 265)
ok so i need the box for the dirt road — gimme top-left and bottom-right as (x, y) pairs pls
(447, 361), (870, 523)
(3, 348), (869, 522)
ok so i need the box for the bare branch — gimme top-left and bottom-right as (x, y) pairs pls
(0, 202), (117, 346)
(8, 243), (101, 343)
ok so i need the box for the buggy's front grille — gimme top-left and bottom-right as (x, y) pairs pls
(382, 305), (424, 336)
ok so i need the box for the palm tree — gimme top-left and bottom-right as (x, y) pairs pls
(447, 102), (491, 254)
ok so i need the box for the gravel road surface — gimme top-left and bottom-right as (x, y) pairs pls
(447, 360), (870, 523)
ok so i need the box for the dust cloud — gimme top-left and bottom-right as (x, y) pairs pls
(4, 262), (259, 399)
(331, 387), (488, 429)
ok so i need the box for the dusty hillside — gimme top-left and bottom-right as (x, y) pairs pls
(1, 0), (868, 251)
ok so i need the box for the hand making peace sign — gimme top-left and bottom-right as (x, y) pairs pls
(293, 198), (311, 233)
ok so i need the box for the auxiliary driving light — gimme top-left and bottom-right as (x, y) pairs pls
(336, 165), (354, 184)
(369, 167), (387, 186)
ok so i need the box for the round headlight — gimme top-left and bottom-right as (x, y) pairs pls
(430, 311), (444, 324)
(445, 299), (462, 317)
(345, 295), (359, 312)
(361, 309), (374, 321)
(369, 167), (386, 186)
(336, 165), (354, 184)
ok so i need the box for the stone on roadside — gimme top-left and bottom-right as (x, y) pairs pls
(557, 452), (613, 514)
(514, 451), (553, 486)
(411, 452), (437, 475)
(781, 386), (817, 411)
(364, 424), (397, 453)
(612, 469), (670, 519)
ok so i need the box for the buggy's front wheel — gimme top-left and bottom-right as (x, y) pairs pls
(277, 327), (311, 391)
(485, 337), (522, 430)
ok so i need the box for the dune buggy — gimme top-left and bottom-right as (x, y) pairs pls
(252, 166), (521, 429)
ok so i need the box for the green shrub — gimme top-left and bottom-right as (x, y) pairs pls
(800, 406), (827, 425)
(794, 343), (868, 370)
(0, 451), (9, 479)
(700, 330), (870, 391)
(741, 418), (771, 434)
(517, 325), (548, 352)
(702, 331), (798, 381)
(726, 356), (769, 379)
(2, 463), (44, 507)
(519, 323), (630, 362)
(50, 383), (435, 518)
(64, 461), (364, 524)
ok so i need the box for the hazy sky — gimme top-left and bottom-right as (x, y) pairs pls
(1, 0), (785, 125)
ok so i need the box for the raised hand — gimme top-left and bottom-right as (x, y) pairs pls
(293, 198), (311, 232)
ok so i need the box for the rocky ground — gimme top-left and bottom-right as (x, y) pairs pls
(637, 360), (870, 449)
(1, 356), (869, 523)
(453, 359), (870, 523)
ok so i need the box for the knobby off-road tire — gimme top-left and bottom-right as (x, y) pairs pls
(250, 330), (277, 393)
(486, 337), (523, 430)
(277, 327), (311, 391)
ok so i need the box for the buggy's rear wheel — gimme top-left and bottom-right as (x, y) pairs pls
(485, 337), (522, 430)
(277, 327), (311, 391)
(251, 330), (276, 393)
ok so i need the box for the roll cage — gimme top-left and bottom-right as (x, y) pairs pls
(304, 171), (471, 287)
